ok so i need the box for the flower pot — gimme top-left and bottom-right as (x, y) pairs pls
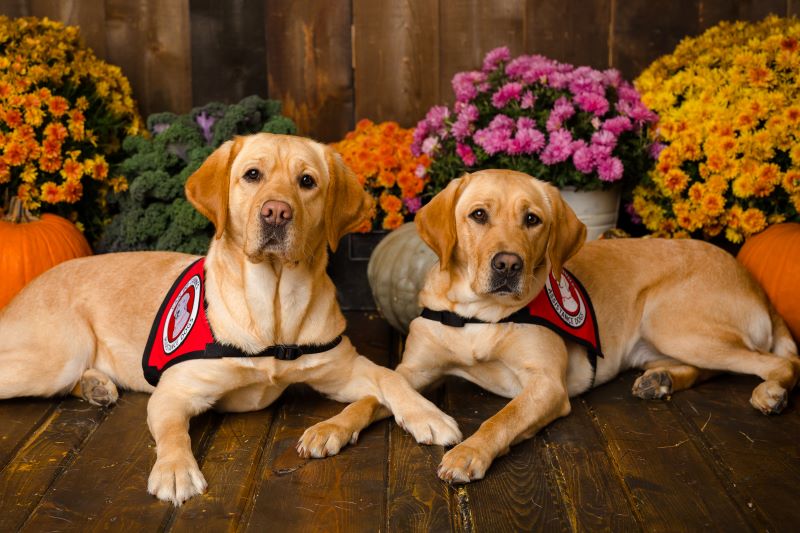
(559, 187), (621, 241)
(328, 231), (388, 310)
(367, 223), (437, 334)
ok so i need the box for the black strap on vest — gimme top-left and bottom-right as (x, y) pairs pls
(420, 307), (600, 386)
(203, 335), (343, 361)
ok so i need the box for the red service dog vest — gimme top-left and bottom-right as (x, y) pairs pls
(142, 258), (343, 386)
(420, 268), (602, 375)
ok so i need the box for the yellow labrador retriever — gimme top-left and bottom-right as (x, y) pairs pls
(0, 133), (460, 505)
(308, 169), (799, 483)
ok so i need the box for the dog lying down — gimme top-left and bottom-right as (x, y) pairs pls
(0, 133), (460, 505)
(305, 169), (799, 483)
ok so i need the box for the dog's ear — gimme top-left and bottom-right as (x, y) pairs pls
(544, 183), (586, 279)
(415, 177), (466, 271)
(324, 148), (375, 252)
(185, 137), (243, 239)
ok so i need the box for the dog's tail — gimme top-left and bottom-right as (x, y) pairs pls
(769, 305), (799, 375)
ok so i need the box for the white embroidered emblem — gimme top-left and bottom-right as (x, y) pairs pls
(545, 272), (586, 328)
(163, 275), (201, 354)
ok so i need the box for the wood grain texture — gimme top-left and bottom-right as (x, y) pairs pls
(20, 393), (218, 531)
(583, 372), (756, 531)
(543, 398), (641, 532)
(105, 0), (192, 116)
(0, 0), (29, 17)
(439, 0), (525, 105)
(266, 0), (353, 142)
(671, 374), (800, 533)
(170, 409), (276, 533)
(353, 0), (440, 127)
(698, 0), (788, 28)
(611, 0), (700, 79)
(29, 0), (107, 57)
(444, 378), (570, 532)
(0, 398), (107, 532)
(524, 0), (611, 69)
(0, 399), (55, 472)
(190, 0), (267, 107)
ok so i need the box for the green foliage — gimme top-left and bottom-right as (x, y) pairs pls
(99, 95), (296, 254)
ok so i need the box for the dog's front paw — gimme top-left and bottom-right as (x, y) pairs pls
(297, 420), (359, 458)
(395, 404), (462, 446)
(438, 442), (491, 483)
(147, 454), (207, 506)
(750, 381), (788, 415)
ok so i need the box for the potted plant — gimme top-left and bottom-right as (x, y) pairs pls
(0, 16), (141, 307)
(632, 16), (800, 245)
(328, 119), (430, 310)
(412, 46), (658, 240)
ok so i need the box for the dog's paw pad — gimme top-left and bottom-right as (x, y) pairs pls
(750, 381), (788, 415)
(632, 370), (673, 400)
(438, 444), (489, 484)
(80, 371), (119, 407)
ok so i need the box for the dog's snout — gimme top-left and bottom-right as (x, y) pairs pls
(491, 252), (523, 275)
(261, 200), (293, 226)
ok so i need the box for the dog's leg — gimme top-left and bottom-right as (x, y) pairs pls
(146, 383), (216, 505)
(301, 349), (458, 458)
(632, 360), (719, 400)
(647, 334), (800, 414)
(70, 368), (119, 407)
(437, 369), (570, 483)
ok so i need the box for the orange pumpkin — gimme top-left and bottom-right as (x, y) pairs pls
(737, 223), (800, 341)
(0, 198), (92, 309)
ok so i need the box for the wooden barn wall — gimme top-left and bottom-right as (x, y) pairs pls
(1, 0), (798, 142)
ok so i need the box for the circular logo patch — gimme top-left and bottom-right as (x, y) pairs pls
(163, 275), (201, 354)
(545, 272), (586, 328)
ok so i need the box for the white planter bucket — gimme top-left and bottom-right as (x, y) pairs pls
(559, 187), (621, 241)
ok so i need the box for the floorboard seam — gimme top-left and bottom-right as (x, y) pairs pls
(0, 402), (59, 474)
(580, 396), (646, 531)
(667, 397), (769, 533)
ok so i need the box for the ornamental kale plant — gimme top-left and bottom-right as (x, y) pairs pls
(413, 47), (659, 194)
(100, 95), (296, 254)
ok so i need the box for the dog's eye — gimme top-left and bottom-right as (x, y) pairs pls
(469, 208), (488, 224)
(298, 174), (316, 189)
(243, 168), (261, 182)
(525, 213), (541, 227)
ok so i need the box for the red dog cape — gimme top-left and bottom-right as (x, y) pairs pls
(142, 258), (342, 386)
(420, 268), (603, 379)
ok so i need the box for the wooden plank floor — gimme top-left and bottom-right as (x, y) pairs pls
(1, 312), (798, 532)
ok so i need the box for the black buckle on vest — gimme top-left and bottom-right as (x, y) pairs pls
(272, 344), (302, 361)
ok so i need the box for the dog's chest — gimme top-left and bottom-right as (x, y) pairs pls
(446, 324), (508, 363)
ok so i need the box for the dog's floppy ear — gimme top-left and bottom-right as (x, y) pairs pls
(544, 183), (586, 279)
(415, 177), (466, 271)
(185, 137), (243, 239)
(324, 148), (375, 252)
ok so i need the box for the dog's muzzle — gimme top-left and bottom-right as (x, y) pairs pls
(488, 251), (523, 294)
(259, 200), (292, 248)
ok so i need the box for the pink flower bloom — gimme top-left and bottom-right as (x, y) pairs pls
(520, 90), (536, 109)
(649, 142), (666, 160)
(411, 122), (429, 156)
(456, 143), (477, 166)
(597, 156), (624, 182)
(508, 126), (545, 155)
(474, 115), (514, 155)
(601, 116), (632, 135)
(547, 97), (575, 132)
(604, 69), (622, 87)
(574, 92), (609, 116)
(421, 136), (439, 156)
(591, 129), (617, 148)
(415, 164), (427, 178)
(452, 70), (487, 102)
(540, 129), (574, 164)
(572, 141), (595, 173)
(425, 105), (450, 133)
(491, 82), (523, 109)
(404, 196), (422, 214)
(482, 46), (511, 72)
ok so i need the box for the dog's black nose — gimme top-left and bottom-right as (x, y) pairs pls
(261, 200), (293, 226)
(491, 252), (523, 275)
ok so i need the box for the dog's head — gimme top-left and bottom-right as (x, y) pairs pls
(185, 133), (373, 263)
(416, 169), (586, 305)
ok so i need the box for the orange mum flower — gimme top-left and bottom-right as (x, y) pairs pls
(782, 170), (800, 194)
(44, 122), (68, 142)
(40, 181), (61, 204)
(61, 158), (84, 181)
(380, 193), (402, 213)
(700, 192), (725, 216)
(3, 109), (23, 128)
(382, 211), (404, 230)
(740, 208), (767, 235)
(48, 96), (69, 117)
(3, 142), (26, 166)
(59, 180), (83, 203)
